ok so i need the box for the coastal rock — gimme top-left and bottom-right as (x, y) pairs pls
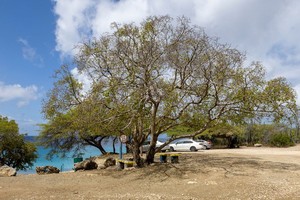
(0, 165), (17, 177)
(74, 157), (116, 171)
(105, 165), (118, 170)
(36, 166), (60, 175)
(93, 157), (106, 169)
(74, 159), (98, 171)
(104, 157), (116, 168)
(93, 157), (116, 170)
(84, 160), (98, 170)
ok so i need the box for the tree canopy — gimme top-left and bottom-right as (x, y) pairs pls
(0, 116), (37, 170)
(41, 16), (298, 166)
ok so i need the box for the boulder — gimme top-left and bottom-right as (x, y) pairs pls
(93, 157), (106, 169)
(36, 166), (60, 175)
(0, 165), (17, 177)
(254, 143), (262, 147)
(93, 156), (116, 170)
(104, 157), (116, 168)
(84, 160), (98, 170)
(74, 157), (116, 171)
(74, 159), (98, 171)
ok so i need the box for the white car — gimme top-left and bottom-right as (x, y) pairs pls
(169, 139), (205, 152)
(196, 139), (212, 149)
(142, 140), (169, 152)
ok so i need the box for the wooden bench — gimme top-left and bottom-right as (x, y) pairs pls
(117, 159), (135, 169)
(157, 153), (181, 163)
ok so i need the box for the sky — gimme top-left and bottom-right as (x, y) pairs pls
(1, 0), (300, 135)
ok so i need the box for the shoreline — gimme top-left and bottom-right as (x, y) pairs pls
(2, 145), (300, 199)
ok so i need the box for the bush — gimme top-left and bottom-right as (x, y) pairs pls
(0, 116), (38, 170)
(269, 133), (294, 147)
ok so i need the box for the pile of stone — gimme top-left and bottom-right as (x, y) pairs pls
(0, 165), (17, 177)
(36, 166), (60, 175)
(74, 156), (116, 171)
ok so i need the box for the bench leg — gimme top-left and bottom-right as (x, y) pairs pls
(119, 162), (125, 169)
(171, 156), (179, 163)
(160, 155), (167, 163)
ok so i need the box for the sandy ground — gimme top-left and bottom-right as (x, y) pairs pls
(1, 145), (300, 200)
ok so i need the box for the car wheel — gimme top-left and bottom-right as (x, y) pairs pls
(190, 146), (197, 152)
(203, 145), (207, 150)
(170, 147), (175, 152)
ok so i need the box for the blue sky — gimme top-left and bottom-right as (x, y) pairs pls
(1, 0), (300, 135)
(0, 0), (61, 135)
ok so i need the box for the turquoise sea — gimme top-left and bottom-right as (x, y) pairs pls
(19, 136), (124, 174)
(20, 134), (169, 174)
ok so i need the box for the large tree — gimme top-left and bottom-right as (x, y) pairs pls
(0, 116), (37, 170)
(42, 16), (298, 166)
(39, 65), (123, 158)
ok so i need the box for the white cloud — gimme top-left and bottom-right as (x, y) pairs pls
(71, 67), (92, 94)
(0, 82), (39, 107)
(18, 38), (44, 67)
(53, 0), (300, 98)
(18, 38), (36, 61)
(53, 0), (96, 56)
(53, 0), (201, 56)
(293, 84), (300, 105)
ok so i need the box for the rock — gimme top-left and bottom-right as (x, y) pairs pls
(254, 143), (262, 147)
(92, 156), (116, 170)
(104, 157), (116, 168)
(83, 160), (98, 170)
(0, 165), (17, 177)
(105, 165), (118, 170)
(36, 166), (60, 175)
(97, 164), (106, 169)
(74, 159), (98, 171)
(73, 161), (84, 171)
(74, 156), (116, 171)
(73, 156), (118, 171)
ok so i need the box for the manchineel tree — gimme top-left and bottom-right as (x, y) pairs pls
(39, 66), (122, 158)
(41, 16), (298, 167)
(0, 115), (37, 170)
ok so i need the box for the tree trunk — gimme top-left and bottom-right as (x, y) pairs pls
(84, 138), (107, 155)
(145, 103), (159, 164)
(126, 136), (132, 153)
(95, 145), (107, 155)
(132, 143), (144, 167)
(112, 137), (117, 154)
(96, 137), (108, 154)
(145, 134), (158, 164)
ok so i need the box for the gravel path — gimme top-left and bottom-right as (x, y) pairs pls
(1, 145), (300, 200)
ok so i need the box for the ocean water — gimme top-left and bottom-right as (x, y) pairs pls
(19, 138), (124, 174)
(20, 134), (169, 174)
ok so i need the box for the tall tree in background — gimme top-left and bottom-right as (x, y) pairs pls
(41, 16), (298, 166)
(0, 116), (37, 170)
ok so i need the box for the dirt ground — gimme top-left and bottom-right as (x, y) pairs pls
(1, 145), (300, 200)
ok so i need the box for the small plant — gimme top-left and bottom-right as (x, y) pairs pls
(269, 133), (294, 147)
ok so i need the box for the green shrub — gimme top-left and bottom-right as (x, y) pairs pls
(0, 116), (38, 170)
(269, 133), (294, 147)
